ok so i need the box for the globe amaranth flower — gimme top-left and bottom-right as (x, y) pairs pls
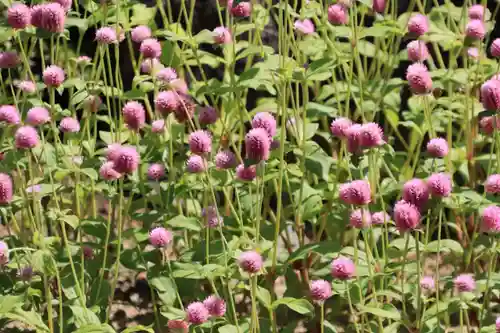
(454, 274), (476, 292)
(141, 58), (164, 74)
(95, 27), (117, 44)
(359, 122), (384, 148)
(349, 209), (372, 228)
(310, 280), (332, 301)
(238, 250), (263, 273)
(35, 3), (66, 33)
(76, 55), (91, 64)
(215, 150), (237, 169)
(186, 302), (209, 324)
(327, 4), (348, 25)
(406, 63), (432, 95)
(99, 161), (121, 180)
(131, 25), (152, 43)
(155, 91), (180, 115)
(245, 128), (271, 162)
(330, 117), (352, 139)
(106, 143), (122, 162)
(167, 319), (189, 333)
(147, 163), (165, 180)
(15, 126), (39, 149)
(408, 14), (429, 36)
(236, 164), (256, 181)
(0, 173), (13, 204)
(122, 101), (145, 131)
(420, 276), (435, 292)
(43, 65), (65, 87)
(0, 241), (8, 265)
(170, 78), (189, 94)
(8, 3), (31, 29)
(156, 67), (177, 83)
(82, 246), (94, 259)
(407, 40), (429, 62)
(294, 19), (315, 35)
(199, 106), (218, 126)
(496, 317), (500, 333)
(0, 51), (20, 69)
(113, 146), (140, 174)
(202, 206), (223, 228)
(173, 95), (196, 123)
(480, 116), (500, 135)
(26, 107), (50, 126)
(189, 130), (212, 155)
(371, 211), (391, 225)
(0, 105), (21, 125)
(53, 0), (72, 11)
(427, 173), (452, 198)
(403, 178), (429, 209)
(203, 296), (226, 317)
(481, 205), (500, 233)
(481, 79), (500, 111)
(186, 155), (207, 173)
(426, 138), (449, 157)
(393, 200), (421, 232)
(372, 0), (385, 13)
(346, 124), (362, 153)
(151, 119), (165, 133)
(213, 26), (232, 44)
(466, 20), (485, 40)
(339, 180), (371, 205)
(485, 174), (500, 194)
(229, 0), (251, 17)
(468, 47), (479, 60)
(331, 257), (355, 280)
(149, 227), (172, 247)
(139, 38), (161, 58)
(491, 39), (500, 57)
(59, 117), (80, 133)
(468, 4), (484, 20)
(16, 80), (36, 94)
(252, 112), (276, 137)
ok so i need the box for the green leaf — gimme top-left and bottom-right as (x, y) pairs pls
(219, 325), (239, 333)
(70, 306), (101, 327)
(304, 141), (333, 181)
(65, 18), (88, 31)
(73, 324), (116, 333)
(122, 326), (154, 333)
(166, 215), (201, 231)
(130, 4), (156, 26)
(0, 295), (23, 314)
(425, 239), (463, 255)
(256, 286), (272, 308)
(61, 215), (79, 229)
(3, 309), (50, 332)
(358, 304), (401, 320)
(272, 298), (314, 315)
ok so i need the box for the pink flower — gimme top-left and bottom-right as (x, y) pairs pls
(485, 174), (500, 194)
(170, 78), (189, 94)
(155, 91), (180, 115)
(468, 4), (484, 20)
(122, 101), (145, 131)
(294, 19), (315, 35)
(151, 119), (165, 133)
(149, 227), (172, 247)
(372, 0), (385, 13)
(339, 180), (371, 205)
(427, 138), (449, 157)
(203, 296), (226, 317)
(36, 3), (66, 33)
(480, 116), (500, 135)
(16, 81), (36, 94)
(403, 178), (429, 209)
(406, 63), (432, 95)
(328, 4), (348, 25)
(186, 302), (209, 324)
(173, 95), (196, 123)
(393, 200), (421, 232)
(427, 173), (452, 197)
(26, 107), (50, 126)
(466, 20), (485, 40)
(371, 211), (390, 225)
(76, 55), (91, 64)
(0, 241), (8, 265)
(252, 112), (276, 137)
(0, 173), (13, 204)
(141, 58), (164, 74)
(186, 155), (207, 173)
(189, 130), (212, 155)
(481, 79), (500, 111)
(238, 250), (263, 273)
(359, 122), (384, 148)
(106, 143), (122, 162)
(468, 47), (479, 59)
(454, 274), (476, 292)
(408, 14), (429, 36)
(310, 280), (332, 301)
(407, 40), (429, 62)
(481, 205), (500, 233)
(0, 105), (20, 125)
(82, 246), (94, 259)
(213, 26), (232, 44)
(331, 257), (355, 280)
(131, 25), (152, 43)
(147, 163), (165, 180)
(8, 3), (31, 29)
(202, 206), (223, 228)
(15, 126), (39, 149)
(156, 67), (177, 83)
(496, 317), (500, 333)
(199, 106), (218, 125)
(236, 164), (256, 181)
(140, 38), (161, 58)
(215, 151), (237, 169)
(59, 117), (80, 133)
(95, 27), (117, 44)
(99, 161), (121, 180)
(245, 128), (270, 162)
(230, 0), (251, 17)
(43, 65), (65, 87)
(349, 209), (372, 228)
(0, 51), (20, 69)
(53, 0), (72, 11)
(113, 146), (140, 174)
(167, 320), (189, 333)
(346, 124), (362, 153)
(491, 39), (500, 57)
(420, 276), (435, 291)
(330, 117), (352, 139)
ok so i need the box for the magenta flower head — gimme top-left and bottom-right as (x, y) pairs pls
(403, 178), (429, 209)
(331, 257), (355, 280)
(186, 302), (209, 325)
(393, 200), (421, 232)
(59, 117), (80, 133)
(17, 80), (36, 94)
(407, 40), (429, 62)
(294, 19), (315, 35)
(168, 320), (189, 333)
(427, 138), (449, 157)
(481, 79), (500, 111)
(245, 128), (271, 162)
(371, 211), (391, 225)
(53, 0), (72, 11)
(238, 250), (263, 273)
(95, 27), (117, 44)
(481, 205), (500, 233)
(454, 274), (476, 292)
(330, 117), (352, 139)
(0, 241), (8, 265)
(420, 276), (435, 292)
(39, 3), (66, 33)
(149, 227), (172, 247)
(141, 58), (164, 74)
(155, 91), (180, 115)
(0, 51), (20, 69)
(310, 280), (332, 301)
(147, 163), (165, 180)
(468, 4), (484, 20)
(496, 317), (500, 333)
(372, 0), (385, 13)
(199, 106), (218, 125)
(203, 296), (226, 317)
(0, 105), (20, 125)
(467, 47), (479, 60)
(406, 63), (432, 95)
(0, 173), (13, 204)
(466, 20), (485, 40)
(26, 107), (50, 126)
(174, 96), (196, 123)
(82, 246), (94, 259)
(140, 38), (161, 58)
(106, 143), (122, 162)
(202, 206), (223, 228)
(99, 161), (121, 180)
(189, 130), (212, 155)
(346, 124), (362, 153)
(230, 1), (252, 17)
(171, 78), (189, 94)
(408, 14), (429, 36)
(122, 101), (145, 131)
(43, 65), (65, 87)
(491, 39), (500, 57)
(131, 25), (152, 43)
(8, 3), (31, 29)
(359, 122), (384, 148)
(349, 209), (372, 228)
(114, 146), (140, 174)
(215, 150), (237, 169)
(186, 155), (207, 173)
(252, 112), (276, 137)
(427, 173), (452, 197)
(156, 67), (178, 83)
(328, 4), (348, 25)
(485, 174), (500, 194)
(339, 180), (371, 205)
(15, 126), (39, 149)
(236, 164), (256, 181)
(213, 26), (232, 44)
(151, 119), (165, 133)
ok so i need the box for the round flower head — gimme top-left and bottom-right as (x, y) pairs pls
(468, 47), (479, 59)
(155, 91), (180, 115)
(203, 296), (226, 317)
(199, 106), (218, 125)
(156, 67), (177, 83)
(99, 161), (121, 180)
(76, 55), (91, 64)
(26, 107), (50, 126)
(43, 65), (65, 87)
(310, 280), (332, 301)
(0, 241), (8, 265)
(466, 20), (485, 40)
(15, 126), (39, 149)
(0, 51), (20, 69)
(236, 164), (256, 181)
(95, 27), (117, 44)
(26, 184), (41, 193)
(238, 250), (263, 273)
(406, 63), (432, 95)
(171, 78), (189, 94)
(202, 206), (223, 228)
(420, 276), (435, 292)
(8, 3), (31, 29)
(491, 39), (500, 57)
(403, 178), (429, 209)
(454, 274), (476, 292)
(496, 317), (500, 333)
(359, 122), (384, 148)
(373, 0), (385, 13)
(407, 40), (429, 62)
(17, 80), (36, 94)
(186, 302), (209, 324)
(122, 101), (145, 131)
(481, 205), (500, 233)
(252, 112), (276, 137)
(186, 155), (207, 173)
(81, 246), (93, 259)
(481, 79), (500, 111)
(59, 117), (80, 133)
(167, 320), (189, 333)
(230, 1), (251, 17)
(30, 4), (44, 28)
(0, 173), (13, 204)
(106, 143), (122, 162)
(215, 150), (237, 169)
(427, 138), (449, 157)
(173, 95), (196, 123)
(468, 4), (484, 20)
(151, 119), (165, 133)
(189, 130), (212, 155)
(53, 0), (72, 11)
(480, 116), (500, 135)
(0, 105), (21, 125)
(349, 209), (372, 228)
(131, 25), (152, 43)
(327, 4), (348, 25)
(330, 117), (352, 139)
(485, 174), (500, 194)
(371, 211), (391, 225)
(213, 26), (232, 44)
(339, 180), (371, 205)
(139, 38), (161, 58)
(83, 95), (101, 113)
(147, 163), (165, 180)
(39, 3), (66, 33)
(141, 58), (164, 74)
(113, 146), (140, 174)
(346, 124), (362, 153)
(408, 14), (429, 36)
(245, 128), (271, 162)
(393, 200), (421, 232)
(149, 227), (172, 247)
(294, 19), (315, 35)
(427, 173), (452, 197)
(331, 257), (355, 280)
